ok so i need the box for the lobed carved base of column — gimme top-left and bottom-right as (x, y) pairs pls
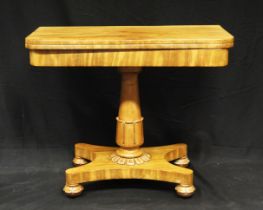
(110, 151), (151, 166)
(63, 143), (195, 198)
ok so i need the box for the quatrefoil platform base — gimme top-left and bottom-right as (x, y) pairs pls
(63, 143), (195, 198)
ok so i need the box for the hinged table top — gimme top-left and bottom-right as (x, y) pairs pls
(25, 25), (234, 67)
(25, 25), (234, 50)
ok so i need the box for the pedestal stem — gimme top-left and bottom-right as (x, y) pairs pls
(112, 67), (150, 165)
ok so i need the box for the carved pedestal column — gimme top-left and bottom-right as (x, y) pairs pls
(111, 67), (150, 165)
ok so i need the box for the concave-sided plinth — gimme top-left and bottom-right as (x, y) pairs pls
(63, 67), (195, 197)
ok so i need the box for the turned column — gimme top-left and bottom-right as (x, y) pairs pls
(111, 67), (150, 165)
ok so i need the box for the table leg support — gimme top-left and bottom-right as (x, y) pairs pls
(111, 67), (150, 165)
(63, 143), (195, 197)
(63, 67), (195, 197)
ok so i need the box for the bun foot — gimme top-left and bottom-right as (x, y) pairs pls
(63, 184), (84, 197)
(73, 157), (88, 166)
(175, 184), (195, 198)
(174, 157), (190, 167)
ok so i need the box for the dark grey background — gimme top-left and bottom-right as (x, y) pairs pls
(0, 0), (263, 209)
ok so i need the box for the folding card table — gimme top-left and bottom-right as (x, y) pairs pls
(25, 25), (234, 198)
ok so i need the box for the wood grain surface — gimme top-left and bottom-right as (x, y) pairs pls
(25, 25), (234, 50)
(29, 49), (228, 67)
(64, 143), (195, 197)
(25, 25), (233, 67)
(25, 25), (233, 197)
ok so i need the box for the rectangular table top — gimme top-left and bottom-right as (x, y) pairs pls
(25, 25), (234, 50)
(25, 25), (234, 67)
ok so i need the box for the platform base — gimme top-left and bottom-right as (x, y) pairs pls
(63, 143), (195, 197)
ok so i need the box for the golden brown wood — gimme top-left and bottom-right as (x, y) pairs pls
(113, 67), (150, 165)
(26, 25), (233, 67)
(25, 25), (234, 198)
(64, 143), (195, 197)
(63, 67), (196, 197)
(25, 25), (233, 49)
(28, 49), (229, 67)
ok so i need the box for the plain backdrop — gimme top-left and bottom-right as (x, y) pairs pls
(0, 0), (263, 210)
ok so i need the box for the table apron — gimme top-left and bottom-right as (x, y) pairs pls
(29, 49), (229, 67)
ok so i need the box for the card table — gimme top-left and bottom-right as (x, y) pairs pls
(25, 25), (234, 198)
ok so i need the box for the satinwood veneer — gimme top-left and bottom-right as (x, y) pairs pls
(25, 25), (234, 198)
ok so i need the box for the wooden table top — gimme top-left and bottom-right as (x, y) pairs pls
(25, 25), (234, 50)
(25, 25), (234, 67)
